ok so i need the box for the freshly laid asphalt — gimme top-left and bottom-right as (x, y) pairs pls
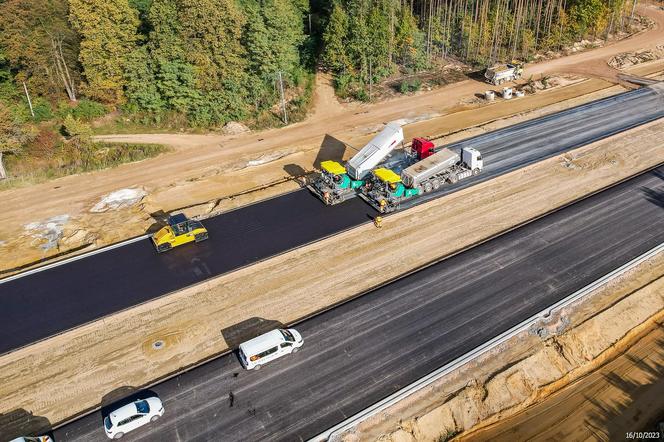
(0, 85), (663, 355)
(52, 165), (664, 442)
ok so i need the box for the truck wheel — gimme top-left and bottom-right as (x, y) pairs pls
(473, 168), (481, 176)
(114, 433), (124, 439)
(424, 182), (433, 193)
(432, 179), (441, 190)
(150, 415), (160, 422)
(254, 364), (262, 370)
(448, 175), (458, 184)
(292, 347), (299, 353)
(194, 232), (208, 242)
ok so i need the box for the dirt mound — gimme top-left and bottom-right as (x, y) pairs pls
(221, 121), (251, 135)
(609, 45), (664, 69)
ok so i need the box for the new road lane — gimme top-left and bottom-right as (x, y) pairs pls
(1, 85), (663, 355)
(54, 167), (664, 441)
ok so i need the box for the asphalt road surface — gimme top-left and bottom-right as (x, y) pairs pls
(1, 85), (663, 355)
(53, 166), (664, 441)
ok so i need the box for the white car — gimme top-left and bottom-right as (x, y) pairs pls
(238, 328), (304, 370)
(103, 396), (164, 439)
(10, 437), (53, 442)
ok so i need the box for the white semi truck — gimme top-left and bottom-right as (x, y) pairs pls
(308, 123), (404, 205)
(361, 139), (483, 212)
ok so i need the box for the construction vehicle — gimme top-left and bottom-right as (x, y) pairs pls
(151, 213), (209, 253)
(308, 122), (404, 204)
(484, 63), (523, 85)
(361, 138), (483, 212)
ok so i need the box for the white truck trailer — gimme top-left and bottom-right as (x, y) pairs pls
(361, 145), (483, 212)
(307, 123), (404, 205)
(484, 63), (523, 86)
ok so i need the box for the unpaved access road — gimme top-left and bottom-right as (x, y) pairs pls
(1, 4), (664, 269)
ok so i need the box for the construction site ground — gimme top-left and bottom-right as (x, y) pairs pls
(2, 4), (664, 273)
(1, 115), (664, 431)
(461, 320), (664, 441)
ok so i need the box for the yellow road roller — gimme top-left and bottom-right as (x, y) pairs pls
(151, 213), (208, 253)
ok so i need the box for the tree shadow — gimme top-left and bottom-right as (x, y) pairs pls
(146, 210), (169, 234)
(583, 337), (664, 439)
(0, 409), (52, 441)
(313, 134), (348, 169)
(467, 69), (488, 82)
(641, 186), (664, 209)
(101, 386), (161, 419)
(221, 317), (284, 349)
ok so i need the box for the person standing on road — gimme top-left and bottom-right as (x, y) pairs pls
(374, 216), (383, 228)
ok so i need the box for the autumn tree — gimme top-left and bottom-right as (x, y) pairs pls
(0, 104), (36, 179)
(68, 0), (141, 104)
(0, 0), (79, 101)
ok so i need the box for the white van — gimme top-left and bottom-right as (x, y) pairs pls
(238, 328), (303, 370)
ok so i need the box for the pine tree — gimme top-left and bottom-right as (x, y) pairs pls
(322, 2), (351, 72)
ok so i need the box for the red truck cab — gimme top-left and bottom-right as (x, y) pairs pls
(411, 137), (435, 160)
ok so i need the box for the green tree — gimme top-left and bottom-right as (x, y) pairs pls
(569, 0), (606, 37)
(68, 0), (141, 104)
(62, 113), (92, 138)
(177, 0), (247, 90)
(242, 0), (305, 107)
(0, 104), (36, 179)
(322, 2), (350, 72)
(123, 47), (164, 113)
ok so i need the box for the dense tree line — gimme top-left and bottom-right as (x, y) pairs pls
(0, 0), (310, 127)
(0, 0), (640, 125)
(321, 0), (637, 97)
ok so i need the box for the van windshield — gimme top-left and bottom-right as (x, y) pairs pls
(135, 400), (150, 414)
(104, 416), (113, 430)
(280, 329), (295, 342)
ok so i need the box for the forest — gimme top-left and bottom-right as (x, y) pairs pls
(0, 0), (638, 181)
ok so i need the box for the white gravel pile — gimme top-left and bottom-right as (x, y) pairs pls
(24, 214), (70, 250)
(91, 188), (147, 213)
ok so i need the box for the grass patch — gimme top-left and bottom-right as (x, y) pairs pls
(0, 141), (169, 190)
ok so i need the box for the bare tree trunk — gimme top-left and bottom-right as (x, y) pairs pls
(0, 152), (7, 180)
(22, 81), (34, 118)
(57, 37), (76, 101)
(50, 35), (77, 101)
(630, 0), (637, 22)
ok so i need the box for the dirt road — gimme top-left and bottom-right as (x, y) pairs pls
(1, 5), (663, 269)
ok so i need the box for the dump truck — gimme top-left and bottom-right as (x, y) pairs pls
(361, 139), (483, 212)
(308, 122), (404, 205)
(484, 63), (523, 85)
